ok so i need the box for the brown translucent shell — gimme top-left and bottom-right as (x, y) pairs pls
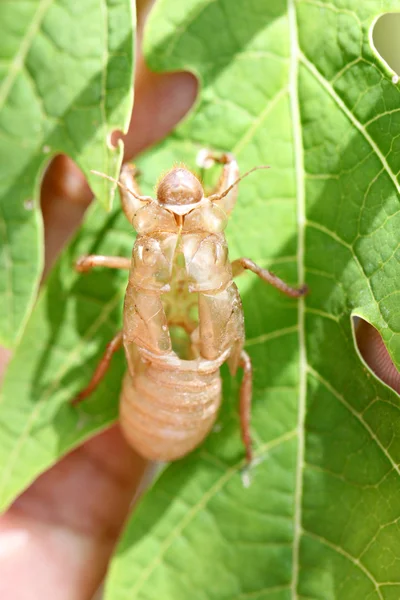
(157, 168), (203, 206)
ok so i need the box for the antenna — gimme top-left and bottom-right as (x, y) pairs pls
(91, 170), (153, 203)
(209, 165), (270, 202)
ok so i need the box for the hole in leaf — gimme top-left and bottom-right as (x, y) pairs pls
(372, 13), (400, 77)
(109, 129), (123, 149)
(115, 69), (198, 161)
(354, 317), (400, 394)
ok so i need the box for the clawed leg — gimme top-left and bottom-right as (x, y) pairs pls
(232, 257), (308, 298)
(75, 255), (131, 272)
(197, 149), (239, 215)
(119, 164), (152, 223)
(72, 331), (123, 405)
(239, 350), (253, 463)
(91, 164), (153, 224)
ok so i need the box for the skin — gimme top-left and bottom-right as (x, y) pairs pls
(0, 1), (398, 598)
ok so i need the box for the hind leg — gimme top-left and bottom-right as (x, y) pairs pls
(72, 331), (123, 405)
(197, 150), (239, 216)
(239, 350), (253, 463)
(75, 255), (130, 272)
(232, 257), (308, 298)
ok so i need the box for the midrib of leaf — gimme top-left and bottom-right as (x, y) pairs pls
(288, 0), (306, 597)
(0, 0), (53, 109)
(128, 430), (297, 596)
(0, 287), (125, 501)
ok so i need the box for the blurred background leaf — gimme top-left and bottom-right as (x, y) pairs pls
(0, 0), (135, 348)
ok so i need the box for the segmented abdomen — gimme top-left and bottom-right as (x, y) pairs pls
(119, 357), (221, 461)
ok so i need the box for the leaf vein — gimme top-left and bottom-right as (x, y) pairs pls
(288, 1), (307, 597)
(130, 429), (297, 595)
(303, 530), (383, 599)
(299, 52), (400, 194)
(0, 0), (53, 110)
(0, 288), (124, 501)
(307, 367), (400, 479)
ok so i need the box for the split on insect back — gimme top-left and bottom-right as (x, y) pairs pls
(73, 150), (308, 466)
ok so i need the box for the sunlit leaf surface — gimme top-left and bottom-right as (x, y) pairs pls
(0, 0), (134, 347)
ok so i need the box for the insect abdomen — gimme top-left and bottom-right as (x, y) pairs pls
(119, 359), (221, 461)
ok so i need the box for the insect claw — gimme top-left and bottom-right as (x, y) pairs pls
(196, 149), (234, 169)
(123, 163), (142, 178)
(298, 284), (309, 296)
(71, 392), (84, 406)
(196, 148), (215, 169)
(241, 464), (252, 488)
(75, 256), (90, 273)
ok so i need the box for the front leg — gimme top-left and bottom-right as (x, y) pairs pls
(75, 255), (131, 272)
(232, 257), (308, 298)
(197, 149), (239, 215)
(239, 350), (253, 463)
(119, 164), (153, 224)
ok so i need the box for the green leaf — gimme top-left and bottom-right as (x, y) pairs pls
(0, 200), (132, 508)
(0, 0), (135, 348)
(1, 0), (400, 598)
